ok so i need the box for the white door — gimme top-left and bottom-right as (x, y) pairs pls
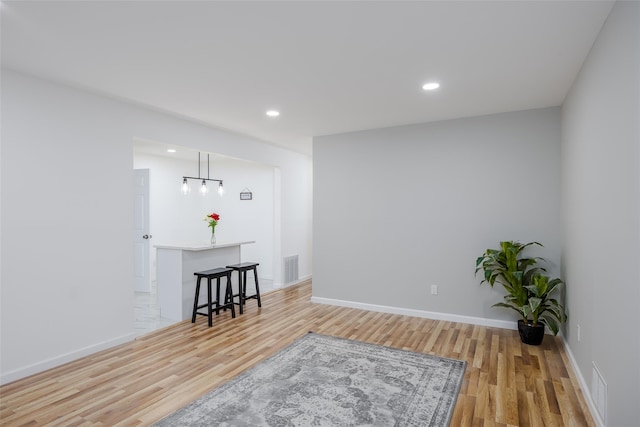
(134, 169), (151, 292)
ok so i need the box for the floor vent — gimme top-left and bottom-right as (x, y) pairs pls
(284, 255), (299, 284)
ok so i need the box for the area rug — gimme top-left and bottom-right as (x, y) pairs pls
(154, 332), (466, 426)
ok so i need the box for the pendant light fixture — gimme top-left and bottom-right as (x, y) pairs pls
(181, 152), (224, 196)
(181, 178), (191, 194)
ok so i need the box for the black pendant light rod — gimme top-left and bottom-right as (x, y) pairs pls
(182, 177), (223, 183)
(182, 152), (223, 184)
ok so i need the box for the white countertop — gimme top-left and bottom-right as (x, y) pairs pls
(154, 241), (255, 251)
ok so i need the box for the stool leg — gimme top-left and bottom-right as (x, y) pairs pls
(192, 276), (202, 323)
(207, 277), (213, 327)
(215, 277), (221, 315)
(253, 266), (262, 307)
(242, 270), (248, 305)
(238, 270), (244, 315)
(226, 272), (236, 318)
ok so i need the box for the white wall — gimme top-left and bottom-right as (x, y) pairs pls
(0, 70), (312, 384)
(313, 107), (562, 323)
(561, 2), (640, 426)
(1, 72), (136, 383)
(133, 153), (276, 285)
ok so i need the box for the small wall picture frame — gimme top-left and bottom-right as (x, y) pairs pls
(240, 188), (253, 200)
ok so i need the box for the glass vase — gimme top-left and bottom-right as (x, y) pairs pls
(210, 229), (216, 245)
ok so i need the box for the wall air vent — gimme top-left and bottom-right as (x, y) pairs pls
(591, 362), (607, 425)
(284, 255), (299, 284)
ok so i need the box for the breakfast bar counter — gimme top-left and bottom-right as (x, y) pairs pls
(155, 241), (255, 321)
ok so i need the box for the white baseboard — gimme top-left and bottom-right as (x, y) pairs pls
(310, 295), (602, 426)
(0, 332), (136, 386)
(290, 274), (312, 286)
(310, 296), (517, 331)
(561, 335), (604, 427)
(276, 274), (312, 290)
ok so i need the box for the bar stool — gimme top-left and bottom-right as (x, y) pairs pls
(225, 262), (261, 314)
(192, 267), (235, 327)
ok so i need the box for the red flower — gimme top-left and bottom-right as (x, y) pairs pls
(204, 212), (220, 229)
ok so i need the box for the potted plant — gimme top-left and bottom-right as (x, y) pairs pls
(475, 241), (567, 345)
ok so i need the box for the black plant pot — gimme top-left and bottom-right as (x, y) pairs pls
(518, 319), (545, 345)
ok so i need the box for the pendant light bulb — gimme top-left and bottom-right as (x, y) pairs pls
(200, 179), (208, 195)
(218, 181), (225, 196)
(181, 178), (191, 195)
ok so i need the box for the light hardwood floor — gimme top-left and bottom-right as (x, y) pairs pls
(0, 281), (594, 426)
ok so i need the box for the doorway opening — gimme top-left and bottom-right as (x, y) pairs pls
(132, 138), (280, 335)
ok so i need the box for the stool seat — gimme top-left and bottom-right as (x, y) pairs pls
(226, 262), (261, 314)
(226, 262), (259, 269)
(196, 267), (232, 276)
(192, 267), (235, 327)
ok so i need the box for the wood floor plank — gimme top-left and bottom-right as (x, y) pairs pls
(0, 281), (595, 426)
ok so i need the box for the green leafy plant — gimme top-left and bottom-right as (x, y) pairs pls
(521, 274), (567, 335)
(475, 241), (567, 335)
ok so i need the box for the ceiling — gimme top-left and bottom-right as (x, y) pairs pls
(1, 1), (614, 156)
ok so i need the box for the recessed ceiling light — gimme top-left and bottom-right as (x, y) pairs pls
(167, 149), (177, 153)
(266, 110), (280, 117)
(422, 82), (440, 91)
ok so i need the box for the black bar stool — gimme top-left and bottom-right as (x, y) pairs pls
(192, 267), (235, 327)
(225, 262), (261, 314)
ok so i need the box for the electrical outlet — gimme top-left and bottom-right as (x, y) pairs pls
(577, 324), (581, 342)
(430, 285), (438, 295)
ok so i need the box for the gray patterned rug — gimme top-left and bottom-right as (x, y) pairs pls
(154, 333), (466, 426)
